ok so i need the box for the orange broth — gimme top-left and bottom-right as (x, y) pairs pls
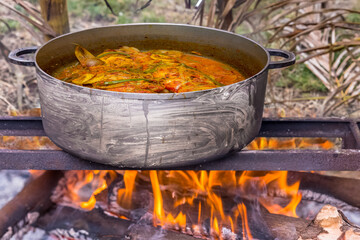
(53, 46), (246, 93)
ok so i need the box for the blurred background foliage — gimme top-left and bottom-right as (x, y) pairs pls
(0, 0), (360, 117)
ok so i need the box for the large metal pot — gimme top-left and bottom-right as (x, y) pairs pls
(9, 23), (295, 168)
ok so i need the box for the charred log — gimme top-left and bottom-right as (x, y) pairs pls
(42, 171), (360, 239)
(33, 203), (324, 240)
(260, 207), (322, 240)
(0, 171), (63, 237)
(34, 206), (198, 240)
(261, 204), (360, 240)
(287, 171), (360, 209)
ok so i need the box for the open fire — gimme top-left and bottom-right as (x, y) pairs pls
(2, 169), (359, 240)
(0, 115), (360, 239)
(50, 170), (303, 239)
(1, 168), (360, 239)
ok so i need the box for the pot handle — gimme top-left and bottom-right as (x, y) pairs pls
(8, 46), (38, 67)
(267, 48), (296, 69)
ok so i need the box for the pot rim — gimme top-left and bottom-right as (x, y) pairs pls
(35, 23), (270, 100)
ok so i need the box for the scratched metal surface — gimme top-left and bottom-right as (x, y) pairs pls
(39, 72), (267, 167)
(35, 24), (269, 167)
(1, 118), (360, 170)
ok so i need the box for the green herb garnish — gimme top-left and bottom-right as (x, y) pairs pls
(97, 52), (130, 58)
(144, 63), (164, 73)
(104, 78), (151, 85)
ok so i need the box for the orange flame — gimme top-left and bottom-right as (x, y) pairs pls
(246, 137), (335, 150)
(6, 108), (308, 238)
(150, 170), (164, 225)
(147, 170), (302, 238)
(237, 203), (253, 240)
(151, 171), (251, 238)
(212, 216), (220, 237)
(56, 170), (302, 239)
(60, 170), (116, 210)
(117, 171), (138, 209)
(150, 170), (187, 230)
(28, 170), (45, 178)
(239, 171), (301, 218)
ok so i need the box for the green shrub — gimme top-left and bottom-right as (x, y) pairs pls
(0, 19), (19, 33)
(141, 12), (165, 23)
(116, 13), (133, 24)
(276, 63), (328, 93)
(68, 0), (133, 21)
(346, 13), (360, 23)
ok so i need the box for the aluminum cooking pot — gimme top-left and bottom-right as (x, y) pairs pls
(9, 23), (295, 168)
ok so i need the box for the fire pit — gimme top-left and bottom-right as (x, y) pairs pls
(0, 116), (359, 170)
(0, 170), (360, 239)
(1, 117), (360, 239)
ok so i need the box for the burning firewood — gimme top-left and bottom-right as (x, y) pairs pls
(34, 206), (199, 240)
(263, 205), (360, 240)
(32, 204), (360, 240)
(45, 170), (360, 239)
(1, 170), (360, 239)
(287, 171), (360, 210)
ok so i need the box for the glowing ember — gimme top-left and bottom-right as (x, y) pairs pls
(53, 170), (303, 239)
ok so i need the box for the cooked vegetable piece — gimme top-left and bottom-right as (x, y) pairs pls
(72, 73), (95, 84)
(53, 45), (246, 93)
(74, 45), (104, 67)
(83, 73), (105, 84)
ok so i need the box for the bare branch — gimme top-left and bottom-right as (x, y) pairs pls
(135, 0), (152, 13)
(103, 0), (116, 16)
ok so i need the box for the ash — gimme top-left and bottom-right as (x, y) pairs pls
(0, 170), (31, 208)
(49, 228), (91, 240)
(298, 199), (360, 226)
(12, 228), (49, 240)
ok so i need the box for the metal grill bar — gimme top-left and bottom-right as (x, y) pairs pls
(0, 117), (45, 136)
(258, 118), (360, 149)
(0, 117), (359, 170)
(0, 150), (112, 170)
(0, 149), (359, 171)
(181, 150), (360, 171)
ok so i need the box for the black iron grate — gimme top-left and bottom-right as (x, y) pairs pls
(0, 117), (359, 170)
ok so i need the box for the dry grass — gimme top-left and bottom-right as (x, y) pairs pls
(186, 0), (360, 117)
(0, 32), (39, 115)
(258, 1), (360, 116)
